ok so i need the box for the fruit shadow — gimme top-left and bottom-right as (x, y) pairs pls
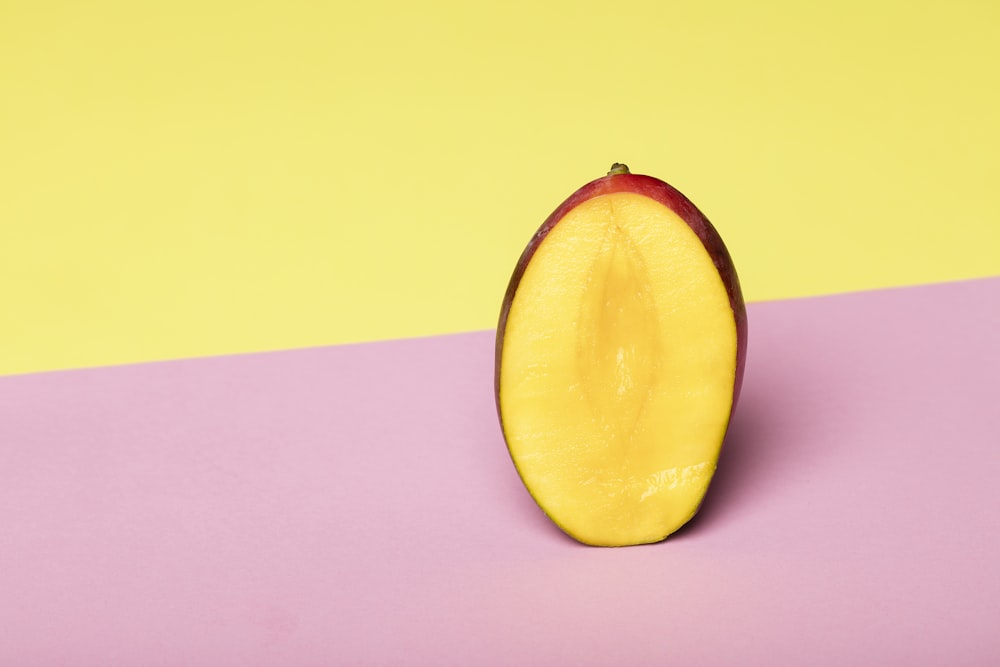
(672, 404), (766, 538)
(673, 350), (805, 539)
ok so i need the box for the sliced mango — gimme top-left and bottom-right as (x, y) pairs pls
(496, 166), (746, 546)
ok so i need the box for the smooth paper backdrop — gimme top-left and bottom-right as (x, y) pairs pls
(3, 278), (998, 664)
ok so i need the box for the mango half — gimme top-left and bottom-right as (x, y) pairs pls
(495, 164), (747, 546)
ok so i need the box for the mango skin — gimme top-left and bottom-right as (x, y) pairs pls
(494, 169), (748, 539)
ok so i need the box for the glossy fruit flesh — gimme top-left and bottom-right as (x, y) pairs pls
(497, 187), (740, 546)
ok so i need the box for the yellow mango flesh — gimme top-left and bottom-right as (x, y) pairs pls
(499, 192), (738, 546)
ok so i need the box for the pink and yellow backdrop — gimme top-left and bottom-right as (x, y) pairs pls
(2, 0), (998, 664)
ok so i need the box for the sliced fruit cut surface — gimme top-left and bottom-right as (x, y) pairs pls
(498, 191), (738, 546)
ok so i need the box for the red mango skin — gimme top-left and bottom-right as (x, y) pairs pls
(495, 169), (748, 432)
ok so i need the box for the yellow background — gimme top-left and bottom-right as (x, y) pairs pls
(2, 0), (998, 375)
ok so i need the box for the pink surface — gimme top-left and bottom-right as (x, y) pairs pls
(2, 278), (999, 665)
